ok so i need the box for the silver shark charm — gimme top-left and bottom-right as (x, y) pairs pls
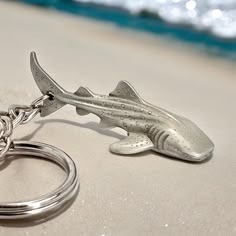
(30, 52), (214, 162)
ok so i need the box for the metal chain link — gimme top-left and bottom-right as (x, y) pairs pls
(0, 95), (49, 161)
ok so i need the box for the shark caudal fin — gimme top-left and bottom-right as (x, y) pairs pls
(30, 52), (66, 117)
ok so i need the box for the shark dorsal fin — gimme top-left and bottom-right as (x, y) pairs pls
(75, 86), (95, 116)
(109, 81), (144, 104)
(75, 86), (94, 97)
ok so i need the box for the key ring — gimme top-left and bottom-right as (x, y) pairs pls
(0, 51), (214, 222)
(0, 95), (79, 220)
(0, 141), (79, 220)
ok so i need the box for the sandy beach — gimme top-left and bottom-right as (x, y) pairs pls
(0, 1), (236, 235)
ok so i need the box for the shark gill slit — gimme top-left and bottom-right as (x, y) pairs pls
(161, 134), (170, 150)
(152, 129), (161, 142)
(148, 127), (157, 142)
(148, 125), (156, 138)
(149, 126), (163, 148)
(154, 130), (165, 149)
(152, 129), (160, 142)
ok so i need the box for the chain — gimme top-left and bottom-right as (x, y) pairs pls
(0, 95), (49, 161)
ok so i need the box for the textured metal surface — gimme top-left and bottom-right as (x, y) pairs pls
(0, 141), (79, 220)
(31, 52), (214, 162)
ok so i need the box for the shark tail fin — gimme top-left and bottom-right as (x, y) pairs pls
(74, 86), (95, 116)
(30, 52), (66, 117)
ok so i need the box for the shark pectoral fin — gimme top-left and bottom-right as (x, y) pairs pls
(75, 86), (95, 116)
(109, 81), (145, 104)
(99, 118), (115, 129)
(109, 133), (153, 155)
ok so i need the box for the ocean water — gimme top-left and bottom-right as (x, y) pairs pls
(19, 0), (236, 59)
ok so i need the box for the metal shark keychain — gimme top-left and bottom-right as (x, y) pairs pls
(31, 52), (214, 162)
(0, 52), (214, 221)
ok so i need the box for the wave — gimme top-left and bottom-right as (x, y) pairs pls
(74, 0), (236, 39)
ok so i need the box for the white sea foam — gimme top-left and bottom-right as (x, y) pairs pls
(75, 0), (236, 39)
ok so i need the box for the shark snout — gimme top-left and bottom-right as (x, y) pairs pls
(182, 131), (215, 162)
(182, 144), (214, 162)
(163, 130), (214, 162)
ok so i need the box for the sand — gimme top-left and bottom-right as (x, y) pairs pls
(0, 1), (236, 235)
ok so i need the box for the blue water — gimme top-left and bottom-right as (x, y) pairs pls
(19, 0), (236, 59)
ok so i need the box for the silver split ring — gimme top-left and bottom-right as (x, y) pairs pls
(0, 141), (79, 220)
